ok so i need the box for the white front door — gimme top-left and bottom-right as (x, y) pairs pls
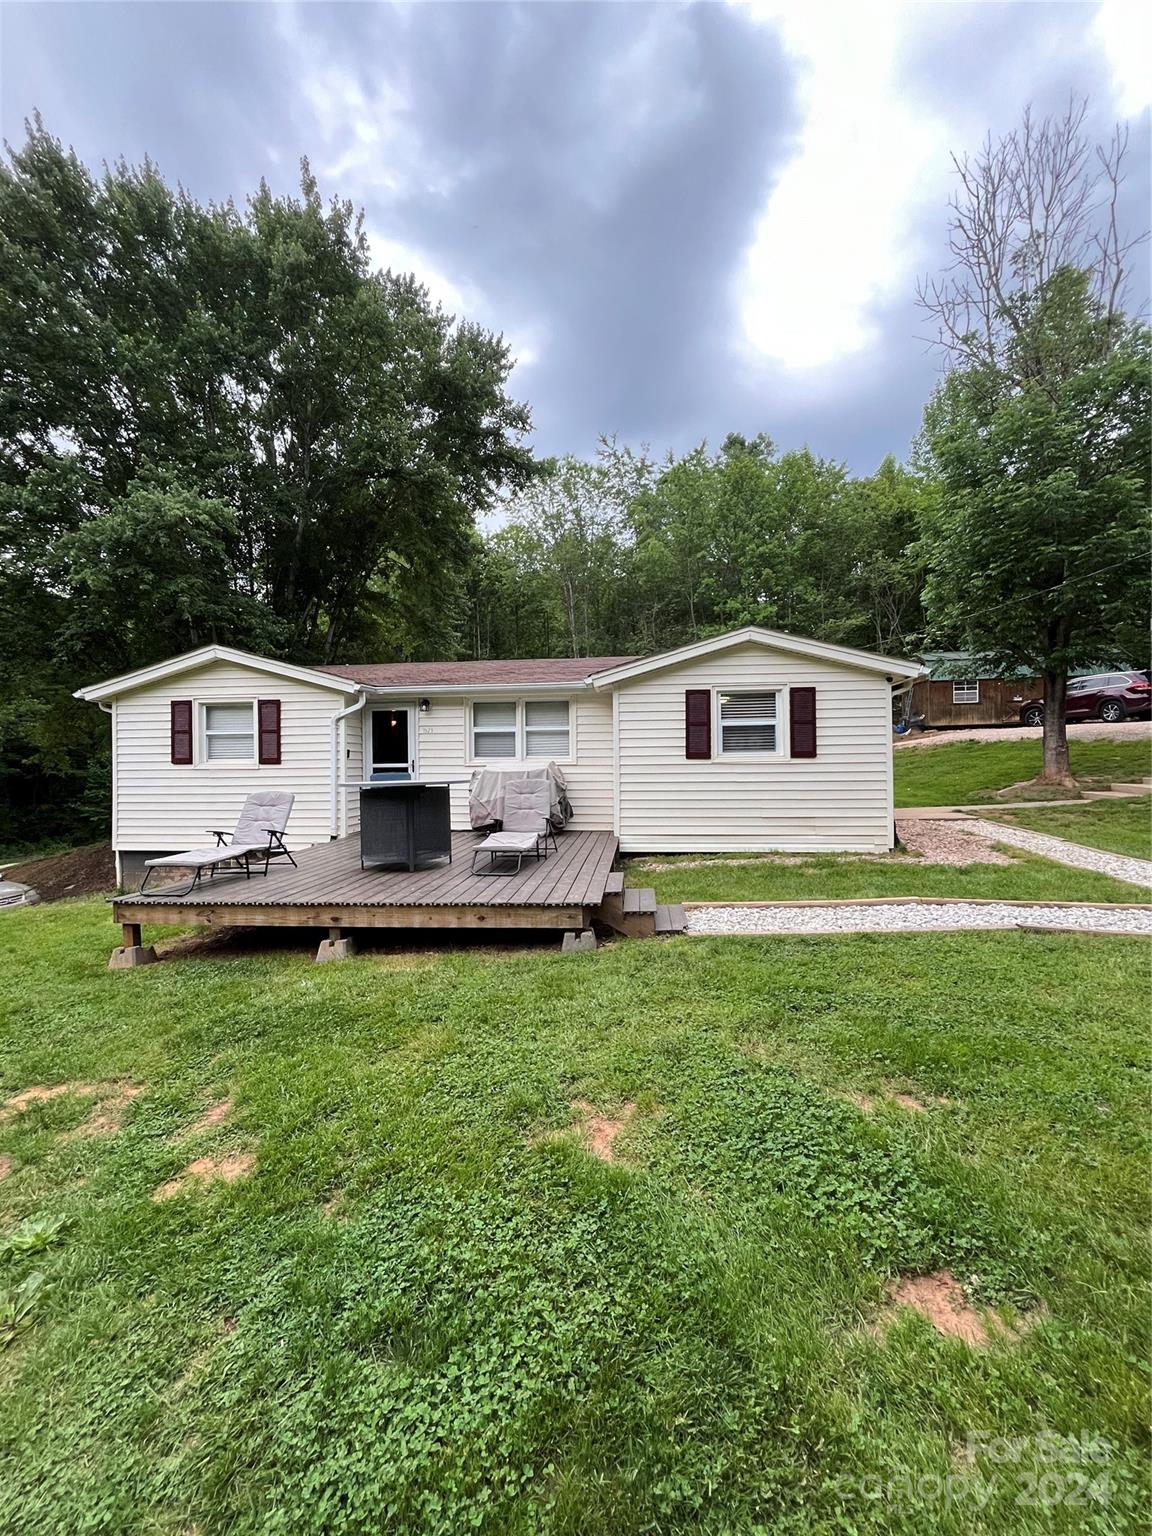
(367, 703), (417, 777)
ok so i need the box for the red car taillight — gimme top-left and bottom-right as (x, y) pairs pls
(1128, 681), (1151, 692)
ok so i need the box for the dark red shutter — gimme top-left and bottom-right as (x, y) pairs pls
(257, 699), (281, 765)
(790, 686), (817, 758)
(170, 700), (193, 764)
(685, 689), (712, 759)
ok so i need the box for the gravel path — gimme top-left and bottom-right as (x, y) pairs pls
(955, 817), (1152, 889)
(894, 817), (1013, 865)
(684, 902), (1152, 936)
(894, 719), (1151, 749)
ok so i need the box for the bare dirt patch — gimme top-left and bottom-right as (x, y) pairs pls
(0, 1082), (103, 1124)
(845, 1091), (876, 1113)
(181, 1099), (233, 1138)
(873, 1270), (1018, 1348)
(4, 843), (116, 902)
(153, 1153), (254, 1202)
(571, 1099), (637, 1162)
(889, 1092), (927, 1114)
(845, 1088), (946, 1115)
(67, 1083), (146, 1139)
(0, 1155), (12, 1182)
(895, 817), (1013, 866)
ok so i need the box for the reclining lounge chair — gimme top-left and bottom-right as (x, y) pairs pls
(471, 780), (556, 876)
(139, 790), (297, 895)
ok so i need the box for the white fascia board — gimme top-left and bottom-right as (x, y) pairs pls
(588, 626), (922, 687)
(74, 646), (362, 702)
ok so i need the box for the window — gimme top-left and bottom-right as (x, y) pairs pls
(472, 701), (518, 759)
(470, 699), (571, 760)
(202, 701), (255, 761)
(718, 691), (779, 753)
(524, 700), (570, 758)
(952, 681), (980, 705)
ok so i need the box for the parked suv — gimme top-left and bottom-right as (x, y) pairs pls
(1020, 671), (1152, 726)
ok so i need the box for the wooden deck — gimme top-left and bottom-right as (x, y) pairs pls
(113, 829), (621, 937)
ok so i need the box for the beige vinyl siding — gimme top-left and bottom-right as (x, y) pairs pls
(615, 642), (894, 852)
(113, 662), (348, 852)
(351, 692), (615, 832)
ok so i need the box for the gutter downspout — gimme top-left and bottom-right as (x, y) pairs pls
(330, 691), (367, 839)
(98, 702), (122, 889)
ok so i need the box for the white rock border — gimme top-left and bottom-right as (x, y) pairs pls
(955, 817), (1152, 890)
(682, 897), (1152, 938)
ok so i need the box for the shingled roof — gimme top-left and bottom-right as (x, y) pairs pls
(314, 657), (638, 688)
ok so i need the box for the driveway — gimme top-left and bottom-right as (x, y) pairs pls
(894, 720), (1152, 749)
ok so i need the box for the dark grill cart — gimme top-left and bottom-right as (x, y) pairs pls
(357, 782), (453, 871)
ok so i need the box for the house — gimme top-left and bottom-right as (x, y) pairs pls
(904, 653), (1041, 730)
(75, 627), (922, 886)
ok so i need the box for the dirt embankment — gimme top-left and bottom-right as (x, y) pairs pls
(4, 843), (116, 901)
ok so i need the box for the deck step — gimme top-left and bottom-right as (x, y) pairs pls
(604, 871), (625, 895)
(623, 886), (657, 915)
(654, 903), (687, 934)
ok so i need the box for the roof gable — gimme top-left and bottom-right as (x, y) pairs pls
(73, 646), (361, 703)
(588, 627), (921, 687)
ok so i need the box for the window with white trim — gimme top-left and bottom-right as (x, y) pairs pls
(717, 690), (780, 753)
(952, 681), (980, 705)
(524, 699), (570, 758)
(201, 701), (256, 761)
(470, 699), (571, 760)
(471, 701), (518, 759)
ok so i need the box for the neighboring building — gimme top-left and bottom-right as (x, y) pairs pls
(904, 654), (1040, 729)
(75, 626), (922, 883)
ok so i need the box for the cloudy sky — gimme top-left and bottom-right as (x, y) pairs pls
(3, 1), (1149, 472)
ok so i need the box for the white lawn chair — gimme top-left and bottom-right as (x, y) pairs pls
(139, 791), (297, 895)
(470, 780), (556, 876)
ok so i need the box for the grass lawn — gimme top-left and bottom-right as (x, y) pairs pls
(894, 736), (1152, 807)
(1, 900), (1149, 1534)
(981, 798), (1152, 862)
(633, 846), (1149, 906)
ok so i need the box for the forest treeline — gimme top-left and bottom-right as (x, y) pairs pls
(467, 437), (931, 662)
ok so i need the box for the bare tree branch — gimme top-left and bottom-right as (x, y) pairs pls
(916, 97), (1147, 380)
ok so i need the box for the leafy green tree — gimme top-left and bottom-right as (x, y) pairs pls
(0, 118), (534, 844)
(917, 101), (1149, 783)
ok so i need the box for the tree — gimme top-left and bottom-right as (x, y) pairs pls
(916, 101), (1149, 783)
(0, 119), (535, 845)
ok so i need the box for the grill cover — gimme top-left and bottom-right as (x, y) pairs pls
(468, 762), (571, 830)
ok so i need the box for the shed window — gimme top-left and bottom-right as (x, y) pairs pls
(202, 702), (256, 761)
(472, 701), (518, 759)
(524, 699), (570, 758)
(718, 691), (779, 753)
(952, 681), (980, 705)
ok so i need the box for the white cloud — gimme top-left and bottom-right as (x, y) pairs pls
(1092, 0), (1152, 118)
(733, 2), (947, 371)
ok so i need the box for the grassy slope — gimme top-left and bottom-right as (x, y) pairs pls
(1, 901), (1149, 1534)
(894, 737), (1152, 807)
(982, 798), (1152, 862)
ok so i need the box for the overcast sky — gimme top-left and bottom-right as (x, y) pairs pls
(2, 1), (1149, 473)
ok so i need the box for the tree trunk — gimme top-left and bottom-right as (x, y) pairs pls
(1038, 670), (1074, 785)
